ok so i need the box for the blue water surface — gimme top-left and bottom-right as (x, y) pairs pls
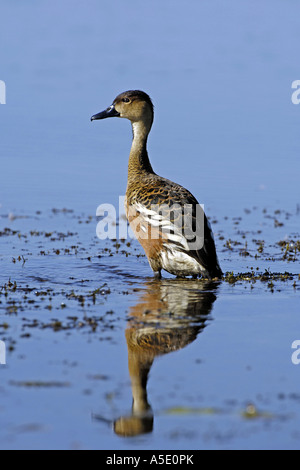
(0, 0), (299, 450)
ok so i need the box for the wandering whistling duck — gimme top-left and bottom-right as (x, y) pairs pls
(91, 90), (222, 279)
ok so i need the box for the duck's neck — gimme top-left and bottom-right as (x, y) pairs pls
(128, 121), (154, 180)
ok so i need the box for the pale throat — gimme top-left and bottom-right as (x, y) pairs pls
(128, 120), (153, 175)
(131, 121), (150, 151)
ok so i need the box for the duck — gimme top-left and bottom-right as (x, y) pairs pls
(91, 90), (222, 279)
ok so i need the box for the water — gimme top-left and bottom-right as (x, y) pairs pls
(0, 0), (299, 450)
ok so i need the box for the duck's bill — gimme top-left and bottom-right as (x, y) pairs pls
(91, 105), (120, 121)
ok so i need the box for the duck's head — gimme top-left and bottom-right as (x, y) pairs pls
(91, 90), (154, 129)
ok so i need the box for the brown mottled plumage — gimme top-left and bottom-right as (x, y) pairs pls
(91, 90), (222, 279)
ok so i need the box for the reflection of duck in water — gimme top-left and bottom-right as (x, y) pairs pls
(114, 278), (219, 437)
(91, 90), (222, 279)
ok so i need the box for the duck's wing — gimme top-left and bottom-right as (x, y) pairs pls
(127, 177), (222, 278)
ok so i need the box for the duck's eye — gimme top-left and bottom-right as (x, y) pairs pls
(122, 97), (130, 103)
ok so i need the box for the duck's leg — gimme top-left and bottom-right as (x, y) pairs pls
(153, 270), (162, 279)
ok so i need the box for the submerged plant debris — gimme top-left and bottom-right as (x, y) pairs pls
(0, 205), (299, 449)
(0, 207), (299, 340)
